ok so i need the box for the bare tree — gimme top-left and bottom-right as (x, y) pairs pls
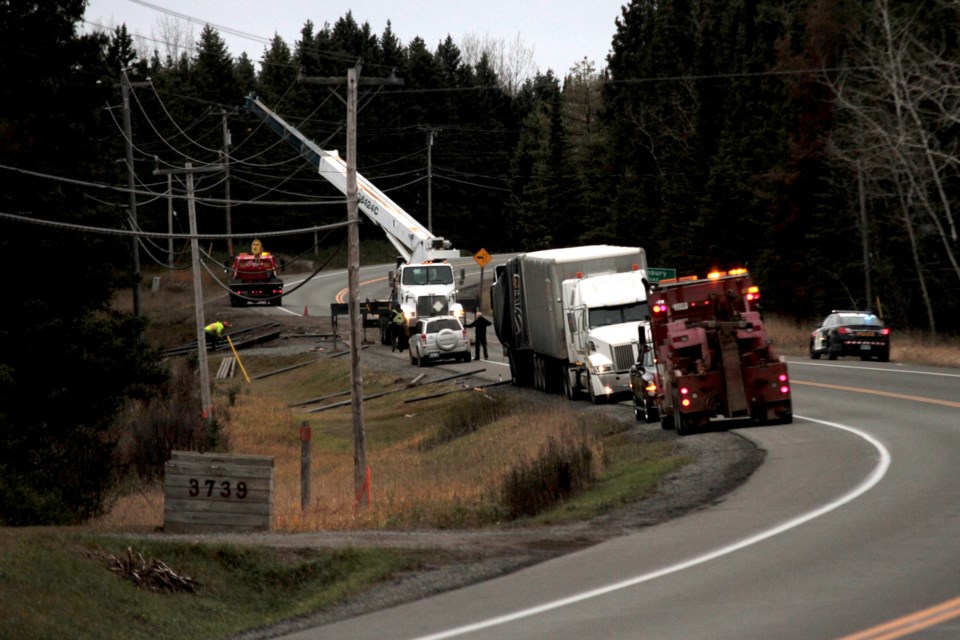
(151, 15), (196, 65)
(822, 0), (960, 331)
(461, 32), (536, 95)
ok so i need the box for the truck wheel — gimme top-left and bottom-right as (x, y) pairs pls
(230, 294), (241, 307)
(673, 395), (690, 436)
(644, 398), (660, 424)
(660, 410), (675, 430)
(563, 372), (576, 401)
(587, 374), (604, 404)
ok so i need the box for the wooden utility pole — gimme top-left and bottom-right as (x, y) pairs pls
(154, 162), (225, 421)
(857, 159), (873, 312)
(419, 126), (440, 233)
(222, 109), (234, 258)
(299, 61), (403, 508)
(120, 69), (150, 319)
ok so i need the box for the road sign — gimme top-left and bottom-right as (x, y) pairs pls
(647, 267), (677, 283)
(474, 248), (492, 267)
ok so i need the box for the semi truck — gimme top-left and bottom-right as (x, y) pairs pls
(491, 245), (649, 402)
(635, 269), (792, 435)
(245, 96), (463, 348)
(226, 239), (284, 306)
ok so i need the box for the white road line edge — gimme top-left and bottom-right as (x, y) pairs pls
(410, 415), (891, 640)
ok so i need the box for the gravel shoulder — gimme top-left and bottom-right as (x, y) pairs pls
(203, 310), (766, 639)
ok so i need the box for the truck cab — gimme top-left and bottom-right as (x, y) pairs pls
(562, 270), (649, 402)
(383, 259), (465, 350)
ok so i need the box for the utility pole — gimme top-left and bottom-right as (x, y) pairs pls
(120, 69), (150, 318)
(857, 159), (872, 312)
(154, 162), (225, 423)
(299, 62), (403, 508)
(166, 174), (175, 276)
(222, 109), (234, 257)
(419, 126), (440, 233)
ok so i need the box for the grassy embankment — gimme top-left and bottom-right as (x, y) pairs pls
(5, 247), (959, 639)
(1, 246), (685, 639)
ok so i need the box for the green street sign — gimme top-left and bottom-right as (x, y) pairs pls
(647, 267), (676, 283)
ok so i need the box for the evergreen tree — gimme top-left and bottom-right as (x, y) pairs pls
(0, 0), (164, 524)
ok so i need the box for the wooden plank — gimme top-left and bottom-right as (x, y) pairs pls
(163, 498), (272, 515)
(164, 511), (270, 526)
(163, 476), (272, 497)
(170, 451), (274, 467)
(165, 463), (274, 481)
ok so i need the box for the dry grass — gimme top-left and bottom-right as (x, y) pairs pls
(91, 356), (608, 533)
(763, 313), (960, 367)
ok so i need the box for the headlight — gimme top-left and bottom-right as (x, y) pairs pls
(588, 353), (614, 374)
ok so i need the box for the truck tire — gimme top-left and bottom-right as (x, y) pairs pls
(673, 393), (690, 436)
(660, 409), (675, 430)
(587, 373), (604, 404)
(563, 371), (576, 401)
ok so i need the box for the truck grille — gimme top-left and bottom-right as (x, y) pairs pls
(613, 344), (636, 371)
(417, 295), (449, 318)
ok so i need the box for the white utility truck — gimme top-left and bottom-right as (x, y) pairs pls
(245, 96), (463, 349)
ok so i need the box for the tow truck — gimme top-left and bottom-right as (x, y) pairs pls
(638, 269), (792, 435)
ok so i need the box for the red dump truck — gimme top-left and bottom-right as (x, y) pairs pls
(637, 269), (792, 435)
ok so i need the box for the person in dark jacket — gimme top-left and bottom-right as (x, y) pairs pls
(464, 311), (492, 360)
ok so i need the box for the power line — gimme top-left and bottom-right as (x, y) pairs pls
(0, 210), (353, 240)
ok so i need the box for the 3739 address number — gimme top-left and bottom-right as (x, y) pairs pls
(188, 478), (248, 499)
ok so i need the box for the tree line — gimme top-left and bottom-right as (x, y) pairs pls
(2, 0), (959, 524)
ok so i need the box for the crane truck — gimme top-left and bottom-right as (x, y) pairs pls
(636, 269), (792, 435)
(244, 95), (463, 349)
(490, 245), (649, 403)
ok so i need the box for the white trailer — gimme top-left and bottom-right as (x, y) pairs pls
(491, 245), (649, 402)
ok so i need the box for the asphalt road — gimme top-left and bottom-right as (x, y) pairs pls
(258, 261), (960, 639)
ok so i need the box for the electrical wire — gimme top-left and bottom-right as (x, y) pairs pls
(0, 210), (355, 240)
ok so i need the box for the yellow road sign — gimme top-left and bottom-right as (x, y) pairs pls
(474, 248), (492, 267)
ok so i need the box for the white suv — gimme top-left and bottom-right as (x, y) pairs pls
(409, 316), (471, 366)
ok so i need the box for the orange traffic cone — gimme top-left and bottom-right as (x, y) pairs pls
(303, 306), (309, 317)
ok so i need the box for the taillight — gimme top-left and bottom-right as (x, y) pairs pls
(838, 327), (850, 334)
(419, 334), (427, 345)
(776, 373), (789, 394)
(881, 328), (891, 336)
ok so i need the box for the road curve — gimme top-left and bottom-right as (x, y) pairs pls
(274, 359), (960, 639)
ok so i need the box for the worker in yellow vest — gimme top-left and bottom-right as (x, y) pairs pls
(204, 320), (230, 350)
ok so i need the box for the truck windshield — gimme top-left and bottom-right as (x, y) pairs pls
(588, 301), (650, 329)
(402, 265), (454, 285)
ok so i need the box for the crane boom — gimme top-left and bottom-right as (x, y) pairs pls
(245, 95), (458, 264)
